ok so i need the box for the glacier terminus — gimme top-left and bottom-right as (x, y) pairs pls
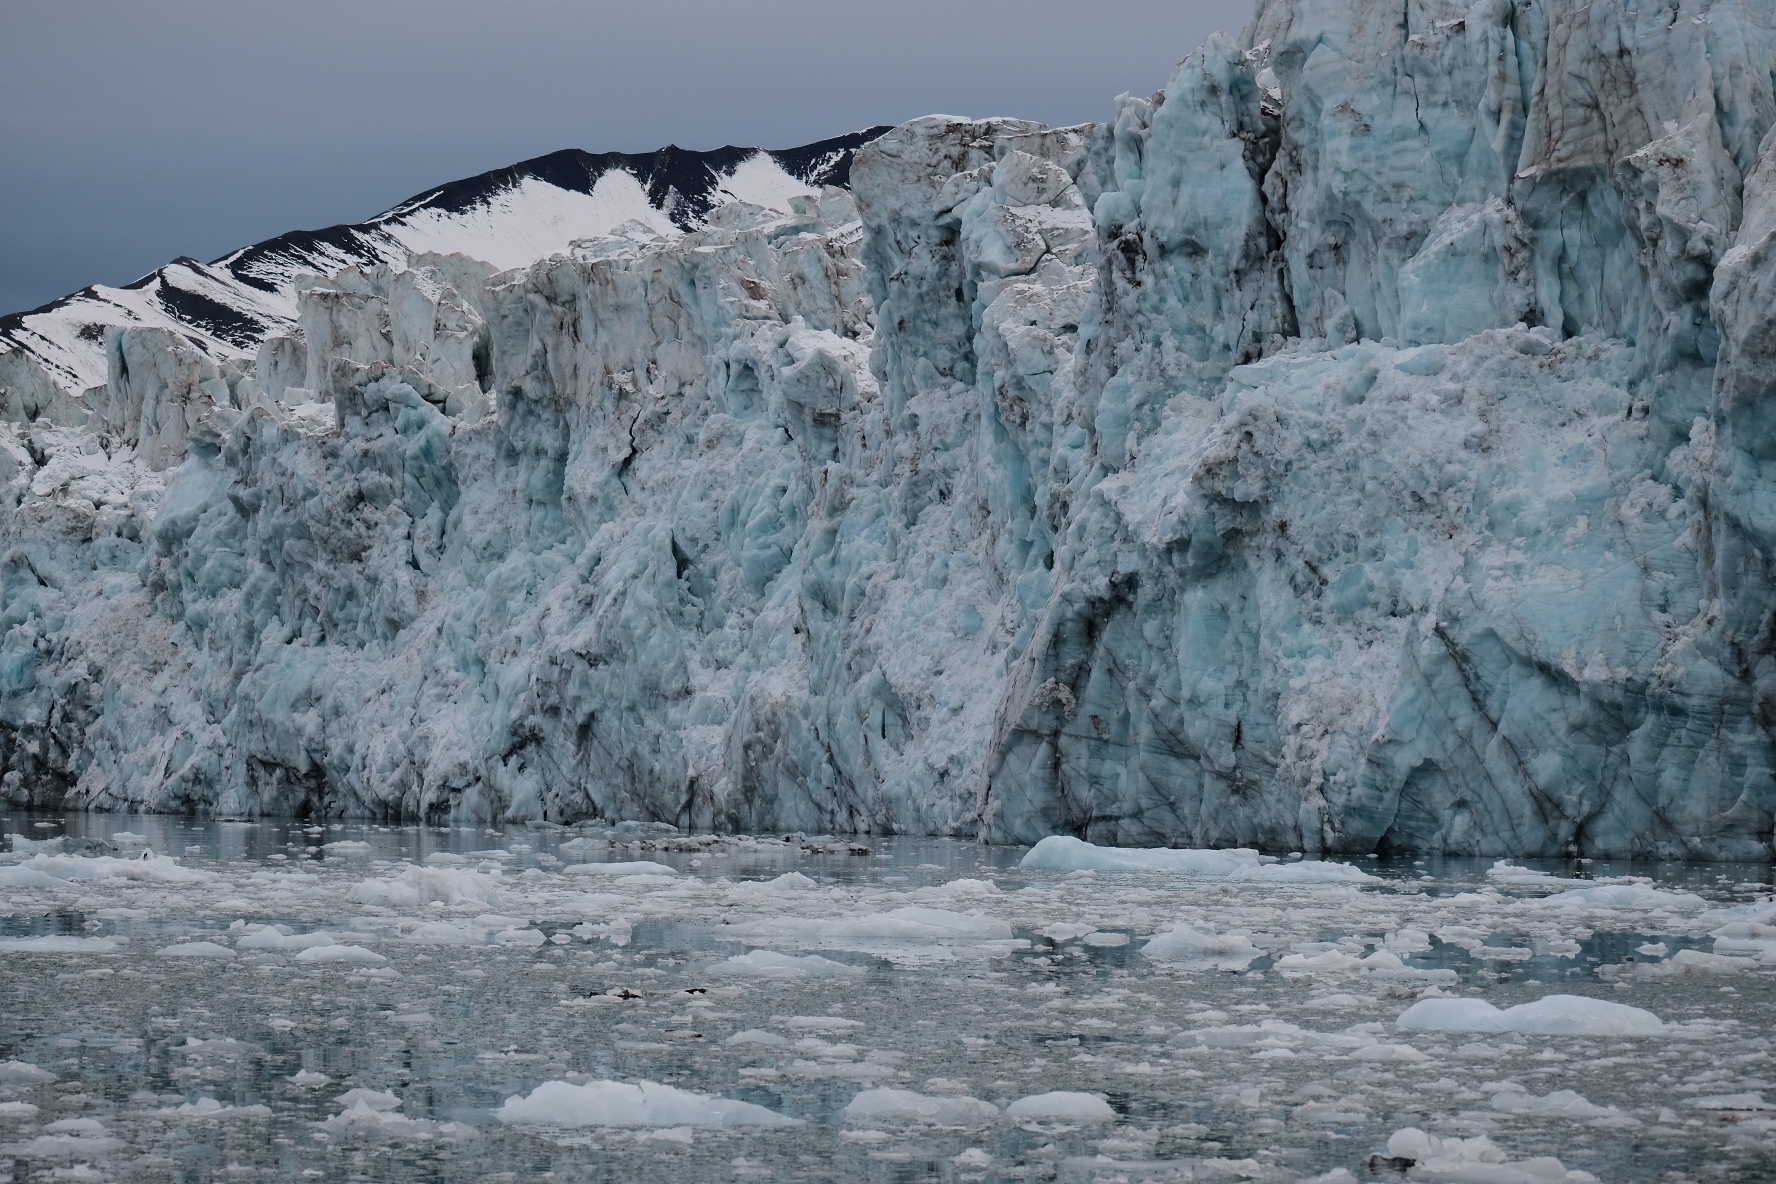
(3, 0), (1776, 861)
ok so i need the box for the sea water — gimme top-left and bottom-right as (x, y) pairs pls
(2, 812), (1774, 1181)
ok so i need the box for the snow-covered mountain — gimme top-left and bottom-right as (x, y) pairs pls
(0, 131), (888, 411)
(4, 0), (1776, 859)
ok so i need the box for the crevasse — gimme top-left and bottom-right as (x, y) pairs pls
(3, 0), (1776, 859)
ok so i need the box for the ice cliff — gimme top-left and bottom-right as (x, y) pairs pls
(4, 0), (1776, 859)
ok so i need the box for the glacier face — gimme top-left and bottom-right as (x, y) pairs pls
(3, 0), (1776, 859)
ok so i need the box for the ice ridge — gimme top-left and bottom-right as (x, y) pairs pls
(2, 0), (1776, 859)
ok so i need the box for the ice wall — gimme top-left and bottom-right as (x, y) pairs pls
(3, 0), (1775, 858)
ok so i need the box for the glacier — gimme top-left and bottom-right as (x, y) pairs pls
(3, 0), (1776, 860)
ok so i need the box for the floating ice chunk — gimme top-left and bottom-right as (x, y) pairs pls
(0, 865), (64, 888)
(1018, 837), (1374, 883)
(1245, 860), (1378, 884)
(422, 852), (467, 865)
(1081, 931), (1129, 947)
(723, 906), (1017, 961)
(1501, 995), (1665, 1036)
(562, 861), (678, 877)
(1633, 949), (1749, 976)
(906, 878), (1000, 903)
(708, 951), (863, 979)
(1490, 1089), (1622, 1119)
(401, 922), (483, 944)
(725, 1029), (790, 1047)
(0, 935), (124, 953)
(1274, 948), (1445, 980)
(321, 1091), (468, 1139)
(1395, 998), (1510, 1032)
(1351, 1043), (1429, 1062)
(1005, 1091), (1116, 1121)
(1304, 994), (1363, 1009)
(1687, 1092), (1775, 1112)
(560, 891), (636, 914)
(294, 944), (388, 964)
(843, 1088), (998, 1123)
(0, 852), (210, 886)
(725, 872), (818, 895)
(1140, 925), (1262, 970)
(0, 1060), (56, 1084)
(1536, 884), (1706, 910)
(1485, 860), (1588, 887)
(153, 1097), (272, 1119)
(336, 1089), (401, 1111)
(1020, 837), (1263, 875)
(1383, 1128), (1596, 1182)
(0, 1102), (39, 1118)
(1397, 994), (1664, 1036)
(1634, 943), (1669, 957)
(495, 1079), (800, 1126)
(780, 1016), (863, 1032)
(236, 927), (344, 951)
(157, 941), (237, 958)
(288, 1070), (332, 1086)
(347, 864), (504, 908)
(0, 1116), (126, 1157)
(323, 840), (372, 852)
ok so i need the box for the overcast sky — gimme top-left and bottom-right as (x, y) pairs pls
(1, 0), (1254, 317)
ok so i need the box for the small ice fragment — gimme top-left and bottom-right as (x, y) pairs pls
(725, 1030), (789, 1047)
(1005, 1091), (1116, 1121)
(288, 1071), (332, 1086)
(1635, 943), (1668, 957)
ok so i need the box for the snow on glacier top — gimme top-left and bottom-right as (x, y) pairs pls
(0, 129), (890, 396)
